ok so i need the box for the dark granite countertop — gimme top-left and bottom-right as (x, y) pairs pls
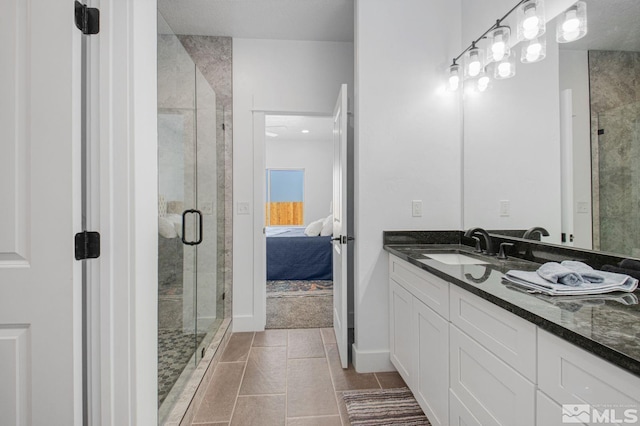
(383, 232), (640, 378)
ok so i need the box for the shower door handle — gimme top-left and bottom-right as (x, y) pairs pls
(181, 209), (204, 246)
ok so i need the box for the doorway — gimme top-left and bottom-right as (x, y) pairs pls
(263, 114), (335, 329)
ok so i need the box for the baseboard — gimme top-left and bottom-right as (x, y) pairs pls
(232, 314), (264, 332)
(352, 344), (396, 373)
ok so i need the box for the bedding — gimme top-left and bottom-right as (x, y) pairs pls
(266, 227), (333, 280)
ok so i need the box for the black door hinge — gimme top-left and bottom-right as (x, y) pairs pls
(222, 292), (226, 300)
(75, 1), (100, 35)
(222, 123), (226, 131)
(75, 231), (101, 260)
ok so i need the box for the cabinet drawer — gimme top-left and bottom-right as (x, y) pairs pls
(389, 255), (449, 319)
(449, 389), (483, 426)
(450, 325), (535, 426)
(536, 390), (587, 426)
(450, 285), (536, 381)
(538, 329), (640, 410)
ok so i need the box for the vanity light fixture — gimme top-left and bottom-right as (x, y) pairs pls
(495, 50), (516, 79)
(520, 36), (546, 63)
(448, 61), (461, 91)
(464, 42), (484, 79)
(488, 24), (511, 63)
(557, 1), (587, 43)
(517, 0), (545, 41)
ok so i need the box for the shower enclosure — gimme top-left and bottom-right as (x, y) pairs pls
(157, 12), (226, 421)
(593, 100), (640, 257)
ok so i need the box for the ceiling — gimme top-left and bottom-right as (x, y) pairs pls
(265, 115), (333, 142)
(158, 0), (354, 42)
(558, 0), (640, 51)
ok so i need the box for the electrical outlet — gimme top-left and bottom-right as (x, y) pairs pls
(577, 201), (589, 214)
(499, 200), (510, 217)
(412, 200), (423, 217)
(237, 202), (250, 215)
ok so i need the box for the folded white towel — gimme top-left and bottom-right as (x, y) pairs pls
(560, 260), (605, 283)
(537, 262), (584, 286)
(504, 269), (638, 296)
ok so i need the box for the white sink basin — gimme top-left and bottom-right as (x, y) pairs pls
(419, 253), (489, 265)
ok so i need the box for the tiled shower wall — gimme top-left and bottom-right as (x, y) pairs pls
(179, 36), (234, 317)
(589, 50), (640, 257)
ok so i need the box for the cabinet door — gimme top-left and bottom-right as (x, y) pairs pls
(389, 278), (413, 385)
(450, 325), (535, 426)
(537, 390), (588, 426)
(538, 330), (640, 415)
(413, 298), (449, 426)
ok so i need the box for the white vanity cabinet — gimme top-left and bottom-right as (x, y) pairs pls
(388, 254), (640, 426)
(537, 330), (640, 426)
(389, 256), (450, 426)
(449, 286), (536, 426)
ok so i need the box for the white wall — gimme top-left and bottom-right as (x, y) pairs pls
(353, 0), (462, 372)
(266, 138), (333, 224)
(233, 38), (354, 331)
(559, 50), (592, 249)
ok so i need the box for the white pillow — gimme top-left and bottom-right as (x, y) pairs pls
(304, 219), (323, 236)
(158, 216), (178, 239)
(320, 214), (333, 236)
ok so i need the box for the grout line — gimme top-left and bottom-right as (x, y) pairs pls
(227, 332), (255, 425)
(285, 329), (290, 423)
(235, 392), (286, 398)
(324, 340), (346, 425)
(373, 372), (383, 389)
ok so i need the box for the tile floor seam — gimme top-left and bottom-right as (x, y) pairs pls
(323, 341), (346, 426)
(226, 332), (254, 425)
(373, 372), (383, 389)
(285, 330), (290, 423)
(235, 392), (286, 398)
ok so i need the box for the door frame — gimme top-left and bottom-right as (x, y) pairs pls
(252, 110), (333, 331)
(88, 0), (158, 424)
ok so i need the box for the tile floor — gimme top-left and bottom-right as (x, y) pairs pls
(191, 328), (407, 425)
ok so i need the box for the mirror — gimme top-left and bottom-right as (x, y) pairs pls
(462, 0), (640, 258)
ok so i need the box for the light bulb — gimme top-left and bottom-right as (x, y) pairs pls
(562, 10), (579, 32)
(478, 76), (490, 92)
(469, 61), (481, 77)
(526, 42), (542, 62)
(521, 3), (542, 40)
(449, 74), (459, 91)
(448, 64), (460, 91)
(498, 62), (512, 78)
(557, 2), (587, 43)
(491, 35), (506, 62)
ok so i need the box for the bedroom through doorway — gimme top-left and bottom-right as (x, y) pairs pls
(264, 114), (335, 329)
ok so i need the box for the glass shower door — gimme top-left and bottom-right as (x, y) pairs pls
(157, 12), (224, 420)
(595, 101), (640, 257)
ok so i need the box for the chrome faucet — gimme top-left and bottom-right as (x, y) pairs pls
(464, 227), (495, 255)
(523, 226), (549, 240)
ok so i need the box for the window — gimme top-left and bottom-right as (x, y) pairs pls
(266, 169), (304, 226)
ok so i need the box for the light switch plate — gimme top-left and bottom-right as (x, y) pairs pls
(237, 202), (250, 215)
(499, 200), (510, 217)
(412, 200), (423, 217)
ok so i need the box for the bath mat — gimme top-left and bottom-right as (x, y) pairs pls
(342, 387), (431, 426)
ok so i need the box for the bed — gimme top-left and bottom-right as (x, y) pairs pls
(266, 227), (333, 280)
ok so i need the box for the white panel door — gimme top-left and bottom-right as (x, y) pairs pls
(0, 1), (82, 425)
(332, 84), (349, 368)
